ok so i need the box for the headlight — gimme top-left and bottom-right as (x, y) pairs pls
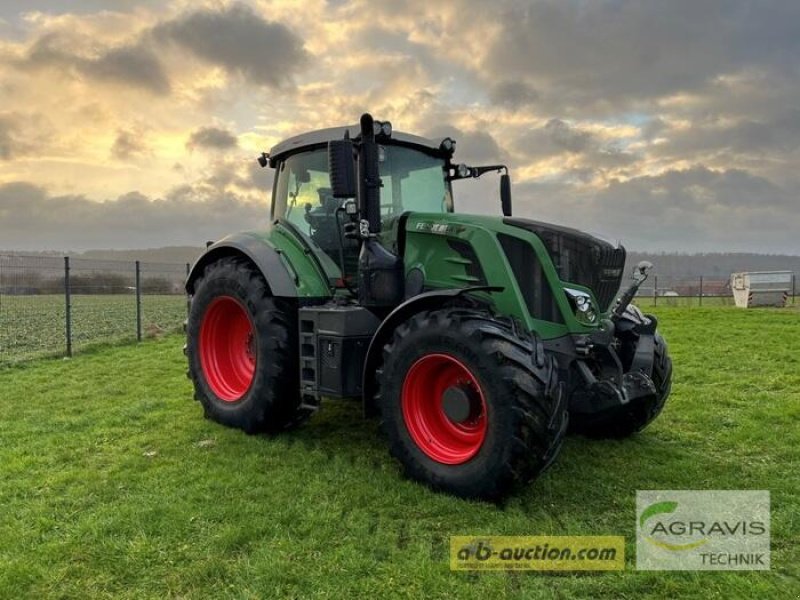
(564, 288), (598, 324)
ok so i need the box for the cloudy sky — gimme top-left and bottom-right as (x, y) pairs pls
(0, 0), (798, 253)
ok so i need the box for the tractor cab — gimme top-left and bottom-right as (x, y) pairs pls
(267, 126), (456, 276)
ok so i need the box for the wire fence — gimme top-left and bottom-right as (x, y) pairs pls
(633, 273), (797, 307)
(1, 254), (797, 363)
(0, 254), (189, 363)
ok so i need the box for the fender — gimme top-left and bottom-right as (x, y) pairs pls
(361, 286), (502, 415)
(185, 232), (297, 297)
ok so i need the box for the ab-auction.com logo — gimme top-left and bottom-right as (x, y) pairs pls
(636, 491), (770, 570)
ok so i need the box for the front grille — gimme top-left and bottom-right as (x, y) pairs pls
(592, 245), (627, 311)
(503, 218), (627, 312)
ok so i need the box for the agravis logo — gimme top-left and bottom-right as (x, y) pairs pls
(636, 491), (770, 570)
(639, 500), (708, 551)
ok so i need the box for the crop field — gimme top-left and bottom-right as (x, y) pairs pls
(0, 305), (798, 598)
(0, 294), (187, 361)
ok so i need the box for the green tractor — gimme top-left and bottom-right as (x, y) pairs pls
(185, 114), (672, 500)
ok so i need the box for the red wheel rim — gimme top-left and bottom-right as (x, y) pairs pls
(401, 353), (488, 464)
(199, 296), (256, 402)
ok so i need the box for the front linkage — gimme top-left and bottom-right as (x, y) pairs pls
(567, 262), (673, 438)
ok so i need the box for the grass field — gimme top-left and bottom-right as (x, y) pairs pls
(0, 305), (798, 598)
(0, 294), (187, 361)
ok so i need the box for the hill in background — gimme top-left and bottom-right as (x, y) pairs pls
(78, 246), (205, 264)
(0, 246), (206, 265)
(2, 246), (798, 279)
(625, 252), (800, 279)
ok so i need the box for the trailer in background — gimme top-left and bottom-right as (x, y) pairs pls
(730, 271), (792, 308)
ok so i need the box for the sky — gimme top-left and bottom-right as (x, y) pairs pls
(0, 0), (798, 253)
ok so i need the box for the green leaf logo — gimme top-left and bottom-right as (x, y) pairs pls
(640, 500), (708, 552)
(639, 501), (679, 528)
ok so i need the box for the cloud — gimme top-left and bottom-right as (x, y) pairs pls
(0, 180), (270, 251)
(0, 111), (49, 160)
(488, 80), (539, 110)
(186, 126), (238, 151)
(21, 31), (171, 94)
(153, 3), (308, 88)
(16, 3), (311, 95)
(0, 115), (20, 159)
(1, 1), (798, 255)
(81, 42), (170, 94)
(509, 165), (799, 253)
(511, 118), (638, 172)
(481, 0), (800, 111)
(544, 118), (593, 153)
(652, 109), (800, 159)
(111, 129), (148, 160)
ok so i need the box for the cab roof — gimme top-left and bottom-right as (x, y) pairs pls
(268, 125), (449, 162)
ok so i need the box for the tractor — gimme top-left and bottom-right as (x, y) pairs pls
(185, 114), (672, 500)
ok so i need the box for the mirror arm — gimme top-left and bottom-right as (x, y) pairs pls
(613, 262), (654, 319)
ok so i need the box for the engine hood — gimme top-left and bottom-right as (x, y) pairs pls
(503, 217), (626, 312)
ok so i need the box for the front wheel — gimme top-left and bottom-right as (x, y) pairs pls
(376, 308), (567, 500)
(186, 257), (307, 433)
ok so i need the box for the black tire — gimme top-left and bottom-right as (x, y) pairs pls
(375, 308), (568, 500)
(186, 257), (308, 433)
(571, 331), (673, 439)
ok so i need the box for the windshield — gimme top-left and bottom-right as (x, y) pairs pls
(272, 144), (452, 231)
(378, 145), (452, 217)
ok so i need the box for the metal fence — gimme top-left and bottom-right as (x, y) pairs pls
(633, 273), (797, 307)
(1, 255), (797, 363)
(0, 254), (189, 363)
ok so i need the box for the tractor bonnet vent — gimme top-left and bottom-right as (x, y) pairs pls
(503, 218), (626, 312)
(498, 233), (563, 323)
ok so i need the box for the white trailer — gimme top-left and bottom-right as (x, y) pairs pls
(730, 271), (793, 308)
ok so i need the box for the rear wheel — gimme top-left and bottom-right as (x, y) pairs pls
(376, 308), (567, 500)
(186, 257), (308, 433)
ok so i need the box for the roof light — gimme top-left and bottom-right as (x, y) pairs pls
(439, 137), (455, 153)
(372, 120), (393, 138)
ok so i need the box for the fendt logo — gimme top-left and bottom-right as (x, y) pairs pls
(636, 491), (770, 571)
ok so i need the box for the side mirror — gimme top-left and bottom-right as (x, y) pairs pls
(328, 139), (356, 198)
(500, 173), (512, 217)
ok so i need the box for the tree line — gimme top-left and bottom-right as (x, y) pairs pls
(0, 272), (179, 295)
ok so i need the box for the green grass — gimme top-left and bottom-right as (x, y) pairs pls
(0, 294), (186, 361)
(0, 306), (798, 598)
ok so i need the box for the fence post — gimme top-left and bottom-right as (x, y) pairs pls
(653, 275), (658, 307)
(64, 256), (72, 357)
(793, 273), (796, 306)
(185, 263), (191, 317)
(135, 260), (142, 342)
(699, 276), (703, 307)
